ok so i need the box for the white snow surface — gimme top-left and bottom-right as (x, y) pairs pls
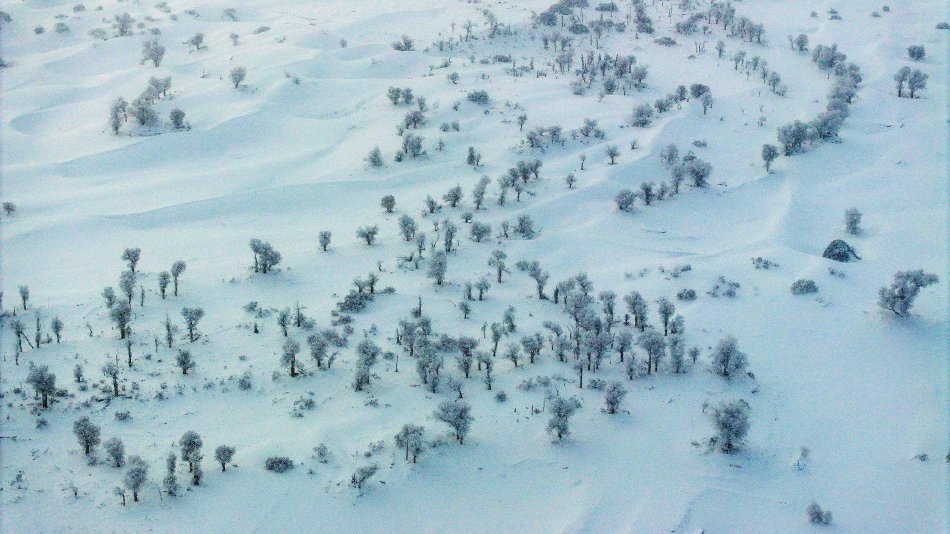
(1, 0), (947, 532)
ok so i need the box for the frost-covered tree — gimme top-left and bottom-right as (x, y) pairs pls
(547, 396), (581, 441)
(615, 189), (636, 212)
(110, 98), (128, 134)
(456, 337), (477, 378)
(366, 146), (384, 168)
(434, 400), (473, 444)
(502, 306), (517, 333)
(105, 437), (125, 467)
(357, 225), (379, 245)
(605, 145), (620, 165)
(119, 270), (136, 306)
(398, 215), (417, 241)
(123, 456), (149, 502)
(475, 277), (491, 300)
(282, 338), (301, 377)
(427, 251), (447, 285)
(631, 104), (654, 127)
(18, 285), (30, 309)
(315, 230), (331, 252)
(711, 336), (748, 378)
(624, 291), (648, 330)
(894, 66), (911, 97)
(102, 287), (116, 309)
(657, 298), (675, 335)
(442, 220), (458, 252)
(73, 416), (101, 455)
(701, 92), (714, 114)
(907, 69), (928, 98)
(186, 32), (205, 51)
(181, 307), (204, 342)
(877, 270), (939, 317)
(113, 12), (134, 36)
(907, 45), (925, 61)
(811, 110), (844, 141)
(163, 454), (179, 497)
(171, 260), (186, 295)
(51, 316), (63, 343)
(214, 445), (235, 471)
(844, 208), (862, 235)
(761, 144), (779, 172)
(176, 349), (195, 375)
(565, 173), (577, 189)
(130, 97), (157, 126)
(806, 502), (834, 525)
(472, 176), (490, 210)
(603, 382), (627, 414)
(229, 67), (246, 89)
(26, 365), (56, 409)
(179, 431), (202, 472)
(489, 250), (509, 283)
(637, 330), (665, 374)
(660, 144), (679, 167)
(668, 334), (687, 373)
(470, 221), (491, 243)
(394, 424), (425, 463)
(503, 342), (521, 367)
(514, 214), (537, 239)
(163, 314), (178, 348)
(639, 182), (655, 205)
(110, 301), (132, 340)
(380, 195), (396, 213)
(615, 331), (633, 362)
(709, 399), (750, 453)
(686, 158), (712, 187)
(777, 120), (809, 155)
(141, 39), (166, 67)
(479, 352), (494, 390)
(443, 185), (463, 208)
(350, 464), (379, 490)
(122, 248), (141, 274)
(352, 339), (380, 390)
(157, 271), (170, 299)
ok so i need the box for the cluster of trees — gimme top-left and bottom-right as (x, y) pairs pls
(249, 239), (282, 273)
(771, 43), (862, 158)
(109, 77), (185, 134)
(615, 143), (712, 213)
(893, 66), (928, 98)
(729, 50), (787, 97)
(73, 421), (235, 504)
(708, 3), (765, 43)
(8, 285), (65, 364)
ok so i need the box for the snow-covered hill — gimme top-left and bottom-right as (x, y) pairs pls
(1, 0), (946, 531)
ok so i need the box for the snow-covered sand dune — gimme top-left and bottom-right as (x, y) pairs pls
(1, 0), (946, 531)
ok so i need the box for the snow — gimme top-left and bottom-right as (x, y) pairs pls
(1, 0), (946, 532)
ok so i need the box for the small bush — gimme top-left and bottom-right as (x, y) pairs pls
(467, 90), (489, 105)
(806, 502), (833, 525)
(495, 391), (508, 403)
(677, 288), (697, 301)
(790, 279), (818, 295)
(264, 456), (293, 473)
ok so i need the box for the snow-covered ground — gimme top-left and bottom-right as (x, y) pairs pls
(1, 0), (947, 531)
